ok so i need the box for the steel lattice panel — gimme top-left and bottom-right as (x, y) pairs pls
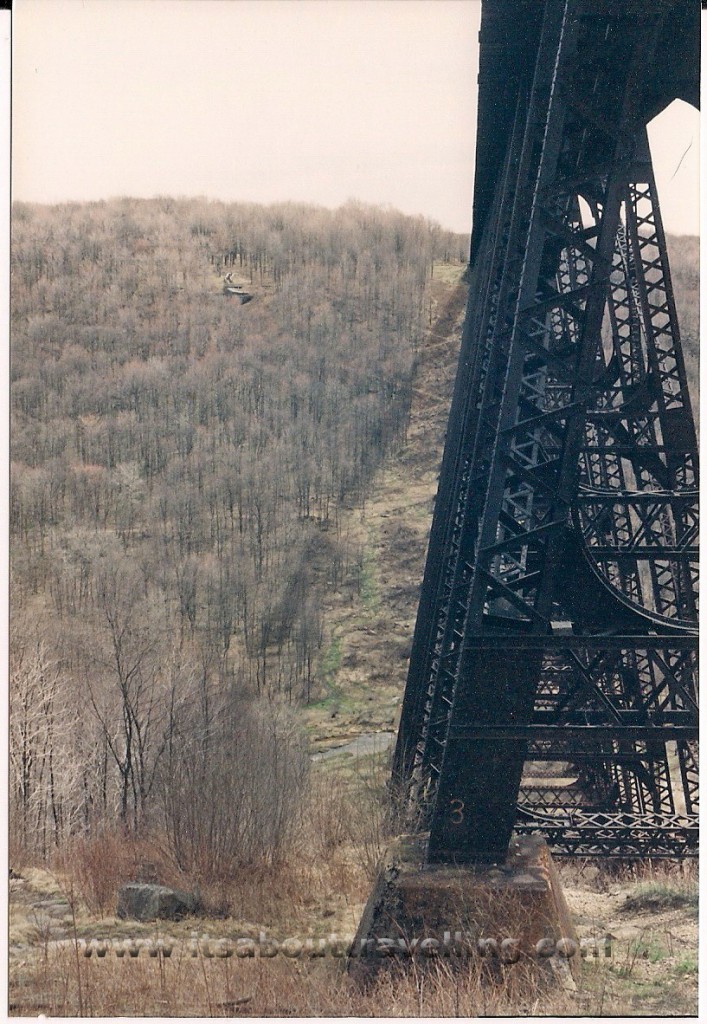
(391, 0), (699, 863)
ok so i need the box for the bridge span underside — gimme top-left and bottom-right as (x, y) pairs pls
(392, 0), (699, 863)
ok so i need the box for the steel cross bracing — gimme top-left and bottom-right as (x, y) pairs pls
(391, 0), (698, 862)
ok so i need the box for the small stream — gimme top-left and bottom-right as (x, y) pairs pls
(311, 730), (395, 763)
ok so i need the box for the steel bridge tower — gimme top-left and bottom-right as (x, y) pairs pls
(392, 0), (699, 863)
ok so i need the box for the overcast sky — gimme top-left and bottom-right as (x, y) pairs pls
(11, 0), (700, 236)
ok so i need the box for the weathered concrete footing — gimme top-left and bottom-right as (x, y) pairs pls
(347, 833), (577, 986)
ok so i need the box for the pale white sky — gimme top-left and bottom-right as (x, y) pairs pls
(11, 0), (701, 235)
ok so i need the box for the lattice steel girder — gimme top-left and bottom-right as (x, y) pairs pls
(425, 637), (697, 861)
(452, 721), (696, 741)
(391, 0), (699, 863)
(426, 3), (694, 862)
(516, 811), (698, 859)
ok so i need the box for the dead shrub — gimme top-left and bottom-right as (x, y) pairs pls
(55, 830), (180, 916)
(307, 752), (390, 868)
(9, 812), (33, 878)
(158, 693), (309, 883)
(307, 772), (353, 856)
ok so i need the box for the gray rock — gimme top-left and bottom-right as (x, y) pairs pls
(116, 883), (197, 922)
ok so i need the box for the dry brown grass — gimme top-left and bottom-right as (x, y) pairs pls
(9, 755), (698, 1017)
(10, 941), (576, 1017)
(11, 811), (697, 1016)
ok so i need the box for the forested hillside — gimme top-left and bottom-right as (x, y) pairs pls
(10, 197), (466, 860)
(10, 197), (698, 874)
(9, 205), (700, 1015)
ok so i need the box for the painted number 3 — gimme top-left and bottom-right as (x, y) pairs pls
(450, 798), (464, 824)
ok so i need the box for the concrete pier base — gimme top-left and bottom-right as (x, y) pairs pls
(347, 833), (577, 985)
